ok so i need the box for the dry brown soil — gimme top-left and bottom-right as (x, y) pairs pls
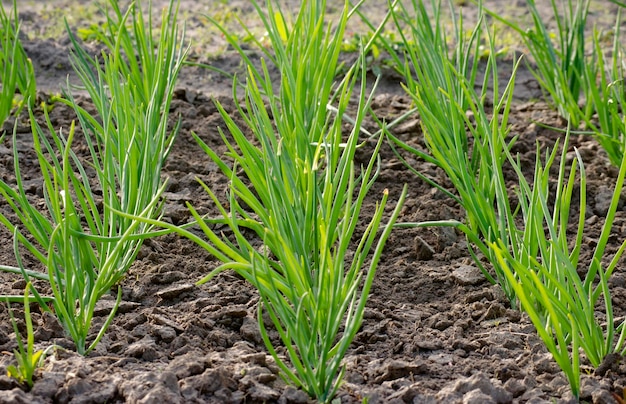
(0, 1), (626, 403)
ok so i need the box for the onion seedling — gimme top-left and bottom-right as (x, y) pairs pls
(201, 3), (407, 399)
(0, 0), (187, 355)
(489, 126), (626, 398)
(579, 11), (626, 166)
(197, 69), (406, 399)
(5, 282), (45, 389)
(0, 0), (35, 128)
(485, 0), (590, 126)
(488, 1), (626, 167)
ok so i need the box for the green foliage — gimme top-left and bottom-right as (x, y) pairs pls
(63, 0), (188, 228)
(0, 112), (138, 355)
(6, 282), (45, 389)
(490, 129), (626, 398)
(195, 61), (405, 399)
(0, 0), (187, 355)
(579, 13), (626, 166)
(0, 0), (36, 127)
(366, 0), (488, 192)
(486, 0), (590, 126)
(197, 3), (407, 399)
(77, 21), (114, 42)
(484, 0), (626, 166)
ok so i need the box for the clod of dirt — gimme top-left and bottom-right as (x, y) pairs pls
(436, 372), (512, 403)
(369, 359), (428, 384)
(414, 235), (435, 260)
(118, 371), (181, 403)
(0, 388), (36, 403)
(452, 265), (484, 285)
(279, 385), (310, 403)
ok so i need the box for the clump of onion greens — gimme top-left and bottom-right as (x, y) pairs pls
(0, 0), (187, 355)
(0, 0), (35, 128)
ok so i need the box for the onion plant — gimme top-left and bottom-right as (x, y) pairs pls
(579, 12), (626, 166)
(487, 1), (626, 167)
(358, 0), (485, 176)
(0, 0), (187, 355)
(6, 282), (46, 389)
(200, 64), (405, 400)
(0, 0), (35, 128)
(489, 128), (626, 398)
(385, 0), (485, 173)
(486, 0), (590, 126)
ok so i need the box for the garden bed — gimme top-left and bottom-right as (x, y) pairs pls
(0, 1), (625, 403)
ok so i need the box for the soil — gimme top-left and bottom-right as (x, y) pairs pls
(1, 1), (626, 403)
